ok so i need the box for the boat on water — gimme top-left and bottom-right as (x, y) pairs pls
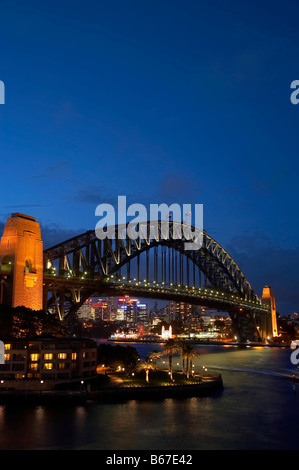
(290, 340), (299, 349)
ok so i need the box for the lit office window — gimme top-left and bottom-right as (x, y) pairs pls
(30, 354), (39, 361)
(44, 353), (53, 360)
(44, 363), (53, 370)
(58, 353), (67, 360)
(72, 353), (77, 360)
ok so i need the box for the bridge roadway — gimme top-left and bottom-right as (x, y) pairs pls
(1, 269), (269, 315)
(1, 270), (271, 342)
(43, 272), (270, 317)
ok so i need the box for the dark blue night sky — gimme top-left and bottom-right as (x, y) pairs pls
(0, 0), (299, 314)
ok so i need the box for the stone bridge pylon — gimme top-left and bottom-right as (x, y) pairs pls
(0, 213), (43, 310)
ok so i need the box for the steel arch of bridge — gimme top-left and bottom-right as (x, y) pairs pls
(43, 221), (270, 342)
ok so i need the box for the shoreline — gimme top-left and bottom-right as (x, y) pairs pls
(89, 375), (224, 402)
(0, 375), (223, 404)
(107, 338), (287, 348)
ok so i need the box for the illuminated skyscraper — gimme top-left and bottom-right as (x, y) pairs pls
(136, 303), (149, 326)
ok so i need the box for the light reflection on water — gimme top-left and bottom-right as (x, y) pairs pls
(0, 343), (298, 450)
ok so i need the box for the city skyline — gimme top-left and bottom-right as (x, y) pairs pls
(76, 294), (232, 341)
(1, 0), (299, 315)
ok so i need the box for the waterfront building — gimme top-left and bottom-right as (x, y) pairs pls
(0, 336), (97, 387)
(161, 325), (172, 339)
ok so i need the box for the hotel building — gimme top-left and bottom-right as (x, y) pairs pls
(0, 336), (97, 387)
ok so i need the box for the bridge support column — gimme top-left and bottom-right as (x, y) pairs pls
(0, 213), (43, 310)
(59, 288), (65, 318)
(261, 286), (278, 341)
(230, 310), (262, 343)
(43, 284), (48, 312)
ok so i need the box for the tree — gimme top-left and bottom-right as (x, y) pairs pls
(177, 340), (189, 375)
(148, 350), (162, 367)
(136, 358), (156, 383)
(162, 338), (180, 380)
(184, 344), (200, 378)
(0, 304), (62, 339)
(97, 344), (140, 372)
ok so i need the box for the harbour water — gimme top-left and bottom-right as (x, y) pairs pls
(0, 342), (298, 450)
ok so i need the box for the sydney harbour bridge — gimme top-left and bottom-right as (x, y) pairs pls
(0, 213), (277, 344)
